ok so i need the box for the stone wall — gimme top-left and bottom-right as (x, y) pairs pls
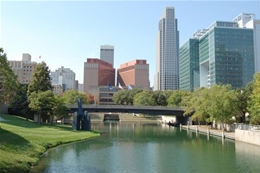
(235, 129), (260, 146)
(0, 104), (8, 114)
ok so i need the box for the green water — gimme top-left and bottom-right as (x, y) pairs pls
(30, 122), (260, 173)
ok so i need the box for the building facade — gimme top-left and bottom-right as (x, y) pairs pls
(179, 39), (200, 91)
(179, 13), (259, 91)
(8, 53), (38, 84)
(50, 66), (75, 92)
(154, 7), (179, 91)
(83, 58), (115, 94)
(100, 45), (114, 67)
(117, 60), (150, 90)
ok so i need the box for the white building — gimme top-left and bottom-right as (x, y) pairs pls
(50, 66), (75, 91)
(154, 7), (179, 91)
(100, 45), (114, 67)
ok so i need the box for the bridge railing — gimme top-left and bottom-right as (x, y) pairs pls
(235, 124), (260, 132)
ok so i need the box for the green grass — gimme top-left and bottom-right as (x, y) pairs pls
(0, 114), (100, 173)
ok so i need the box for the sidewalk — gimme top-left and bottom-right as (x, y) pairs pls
(181, 125), (235, 140)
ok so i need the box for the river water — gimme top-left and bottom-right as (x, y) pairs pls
(30, 122), (260, 173)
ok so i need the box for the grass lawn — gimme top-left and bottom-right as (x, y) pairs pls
(0, 114), (100, 173)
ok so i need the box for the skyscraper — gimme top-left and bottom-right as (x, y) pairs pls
(100, 45), (114, 67)
(154, 7), (179, 91)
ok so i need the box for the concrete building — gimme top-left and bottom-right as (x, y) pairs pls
(52, 84), (63, 95)
(78, 84), (83, 92)
(179, 13), (259, 91)
(50, 66), (75, 92)
(89, 85), (120, 105)
(83, 58), (115, 94)
(100, 45), (114, 67)
(8, 53), (38, 84)
(154, 7), (179, 91)
(117, 60), (150, 90)
(179, 38), (200, 91)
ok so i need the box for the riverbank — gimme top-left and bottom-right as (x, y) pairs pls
(0, 114), (100, 173)
(181, 125), (235, 140)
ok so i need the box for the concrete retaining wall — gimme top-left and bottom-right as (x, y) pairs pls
(0, 104), (8, 114)
(235, 129), (260, 146)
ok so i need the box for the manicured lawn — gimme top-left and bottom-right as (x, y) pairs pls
(0, 114), (100, 173)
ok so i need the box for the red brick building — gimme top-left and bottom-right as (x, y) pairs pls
(83, 58), (115, 94)
(117, 60), (150, 90)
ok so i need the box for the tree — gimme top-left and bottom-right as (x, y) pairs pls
(0, 48), (19, 106)
(9, 84), (31, 120)
(167, 90), (183, 107)
(248, 72), (260, 124)
(28, 90), (55, 124)
(62, 90), (89, 105)
(133, 91), (155, 106)
(51, 95), (69, 124)
(112, 90), (128, 105)
(235, 81), (253, 123)
(153, 91), (167, 106)
(27, 62), (53, 97)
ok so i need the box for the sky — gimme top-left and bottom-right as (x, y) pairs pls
(1, 0), (260, 86)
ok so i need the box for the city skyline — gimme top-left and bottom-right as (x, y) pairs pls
(1, 1), (260, 86)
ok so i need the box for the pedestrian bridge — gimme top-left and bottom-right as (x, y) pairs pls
(68, 104), (184, 116)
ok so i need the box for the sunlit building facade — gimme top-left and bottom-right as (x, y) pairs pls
(117, 60), (150, 90)
(83, 58), (115, 94)
(8, 53), (38, 84)
(154, 7), (179, 91)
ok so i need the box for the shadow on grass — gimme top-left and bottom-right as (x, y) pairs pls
(0, 114), (42, 129)
(0, 127), (29, 146)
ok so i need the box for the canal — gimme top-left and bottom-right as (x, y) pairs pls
(30, 122), (260, 173)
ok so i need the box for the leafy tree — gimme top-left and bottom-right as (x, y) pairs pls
(153, 91), (167, 106)
(28, 90), (55, 124)
(112, 90), (128, 105)
(133, 91), (155, 106)
(27, 62), (53, 97)
(167, 90), (183, 107)
(0, 48), (19, 106)
(235, 81), (253, 123)
(248, 72), (260, 124)
(62, 90), (89, 104)
(51, 95), (69, 124)
(9, 84), (31, 120)
(127, 89), (143, 105)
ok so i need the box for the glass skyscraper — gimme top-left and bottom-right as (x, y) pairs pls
(154, 7), (179, 91)
(179, 13), (259, 91)
(179, 39), (200, 91)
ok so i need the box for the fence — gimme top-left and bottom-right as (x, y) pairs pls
(235, 124), (260, 132)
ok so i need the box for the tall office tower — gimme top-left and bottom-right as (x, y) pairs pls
(233, 13), (260, 73)
(100, 45), (114, 67)
(154, 7), (179, 91)
(179, 38), (200, 91)
(83, 58), (115, 94)
(50, 66), (76, 91)
(180, 13), (259, 90)
(8, 53), (38, 84)
(117, 60), (150, 90)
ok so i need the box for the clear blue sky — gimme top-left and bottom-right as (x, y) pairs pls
(1, 0), (260, 86)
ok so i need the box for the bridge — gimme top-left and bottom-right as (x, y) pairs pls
(68, 105), (189, 124)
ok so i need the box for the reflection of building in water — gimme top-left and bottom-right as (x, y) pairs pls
(179, 13), (260, 91)
(235, 141), (260, 172)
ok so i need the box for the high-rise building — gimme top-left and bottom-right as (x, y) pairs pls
(154, 7), (179, 91)
(8, 53), (38, 84)
(117, 60), (150, 90)
(179, 13), (260, 90)
(179, 39), (200, 91)
(50, 66), (75, 91)
(100, 45), (114, 67)
(83, 58), (115, 94)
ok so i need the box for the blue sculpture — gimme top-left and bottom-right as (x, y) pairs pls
(72, 98), (91, 131)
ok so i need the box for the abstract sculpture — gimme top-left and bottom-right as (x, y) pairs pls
(72, 98), (91, 131)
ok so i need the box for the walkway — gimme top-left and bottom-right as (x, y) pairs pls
(181, 125), (235, 140)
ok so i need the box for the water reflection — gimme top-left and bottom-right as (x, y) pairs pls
(30, 122), (260, 173)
